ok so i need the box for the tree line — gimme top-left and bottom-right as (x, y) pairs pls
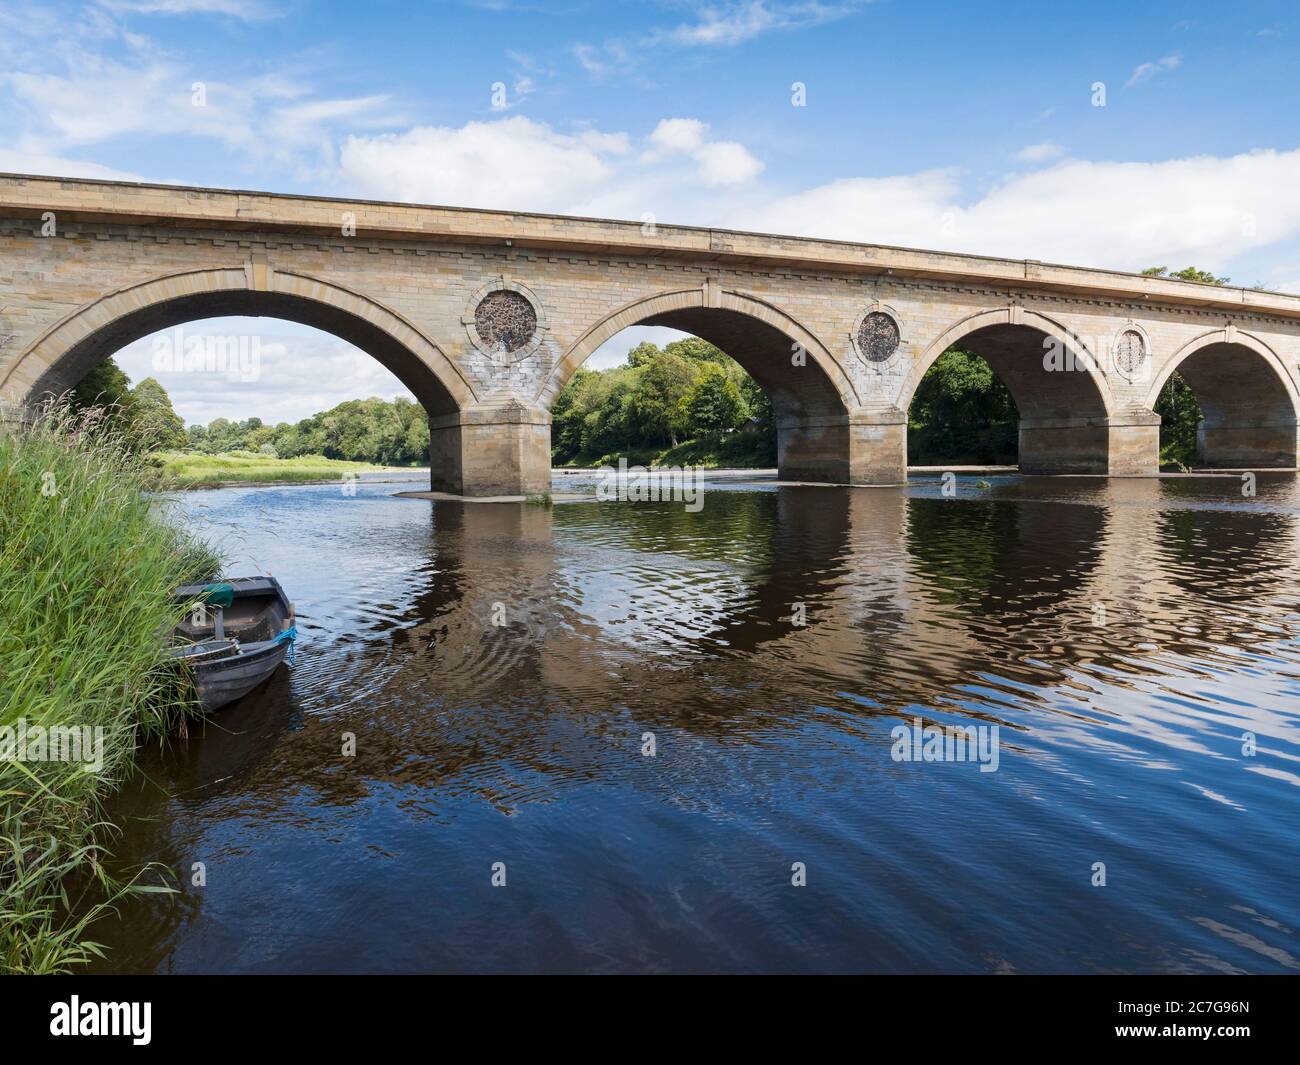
(71, 361), (430, 465)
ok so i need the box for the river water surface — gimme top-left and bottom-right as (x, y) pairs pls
(90, 471), (1300, 973)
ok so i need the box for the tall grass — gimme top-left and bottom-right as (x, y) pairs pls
(0, 403), (220, 973)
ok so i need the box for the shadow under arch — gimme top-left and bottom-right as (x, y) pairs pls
(3, 267), (475, 419)
(900, 307), (1117, 474)
(1146, 329), (1299, 467)
(538, 287), (860, 481)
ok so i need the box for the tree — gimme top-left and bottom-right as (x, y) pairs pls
(626, 341), (661, 368)
(630, 352), (696, 445)
(1153, 371), (1201, 468)
(907, 348), (1018, 464)
(129, 377), (188, 450)
(682, 363), (749, 434)
(69, 357), (137, 438)
(664, 337), (729, 366)
(1142, 265), (1230, 285)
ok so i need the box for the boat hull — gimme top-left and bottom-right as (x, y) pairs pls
(170, 576), (295, 713)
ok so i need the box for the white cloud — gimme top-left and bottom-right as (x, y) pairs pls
(0, 9), (396, 182)
(572, 43), (607, 76)
(649, 117), (708, 155)
(656, 1), (866, 47)
(1015, 142), (1065, 164)
(339, 117), (632, 212)
(696, 140), (764, 185)
(1126, 53), (1181, 87)
(0, 148), (141, 181)
(331, 116), (1300, 280)
(743, 149), (1300, 273)
(644, 117), (763, 186)
(339, 115), (762, 213)
(96, 0), (279, 17)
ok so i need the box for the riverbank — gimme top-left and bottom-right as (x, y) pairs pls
(0, 408), (219, 973)
(555, 430), (775, 471)
(156, 450), (415, 489)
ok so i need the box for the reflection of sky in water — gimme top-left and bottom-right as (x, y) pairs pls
(91, 474), (1300, 974)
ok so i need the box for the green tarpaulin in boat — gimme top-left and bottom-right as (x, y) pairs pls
(201, 582), (235, 609)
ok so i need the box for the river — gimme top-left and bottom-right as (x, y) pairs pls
(87, 470), (1300, 973)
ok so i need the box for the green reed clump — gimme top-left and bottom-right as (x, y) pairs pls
(0, 402), (220, 972)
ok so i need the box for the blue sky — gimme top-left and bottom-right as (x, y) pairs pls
(3, 0), (1298, 423)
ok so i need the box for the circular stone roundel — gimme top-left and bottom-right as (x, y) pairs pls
(1113, 328), (1147, 378)
(857, 311), (900, 363)
(474, 290), (538, 356)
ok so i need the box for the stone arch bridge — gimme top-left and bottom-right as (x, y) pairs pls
(2, 174), (1298, 495)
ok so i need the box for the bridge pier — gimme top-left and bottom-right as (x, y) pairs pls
(1196, 421), (1299, 468)
(778, 409), (907, 485)
(1019, 408), (1159, 476)
(429, 400), (551, 497)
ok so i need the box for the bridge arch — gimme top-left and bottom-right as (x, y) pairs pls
(1, 266), (474, 418)
(539, 286), (857, 418)
(538, 287), (861, 482)
(901, 307), (1119, 474)
(1146, 328), (1299, 467)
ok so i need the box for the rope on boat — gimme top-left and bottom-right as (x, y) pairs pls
(275, 623), (298, 666)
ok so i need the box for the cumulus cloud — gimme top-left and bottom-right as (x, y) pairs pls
(742, 150), (1300, 273)
(339, 117), (632, 212)
(643, 117), (763, 186)
(339, 114), (763, 213)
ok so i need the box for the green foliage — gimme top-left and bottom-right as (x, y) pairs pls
(69, 357), (137, 441)
(187, 395), (430, 466)
(630, 351), (695, 445)
(550, 337), (773, 466)
(129, 377), (188, 450)
(626, 341), (660, 368)
(683, 362), (750, 434)
(1154, 370), (1203, 468)
(663, 337), (729, 364)
(1, 403), (220, 972)
(1141, 265), (1231, 285)
(907, 348), (1019, 464)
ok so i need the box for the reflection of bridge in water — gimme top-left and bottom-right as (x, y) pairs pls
(3, 174), (1300, 494)
(130, 482), (1300, 791)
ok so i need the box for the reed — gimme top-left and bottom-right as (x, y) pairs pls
(0, 402), (220, 972)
